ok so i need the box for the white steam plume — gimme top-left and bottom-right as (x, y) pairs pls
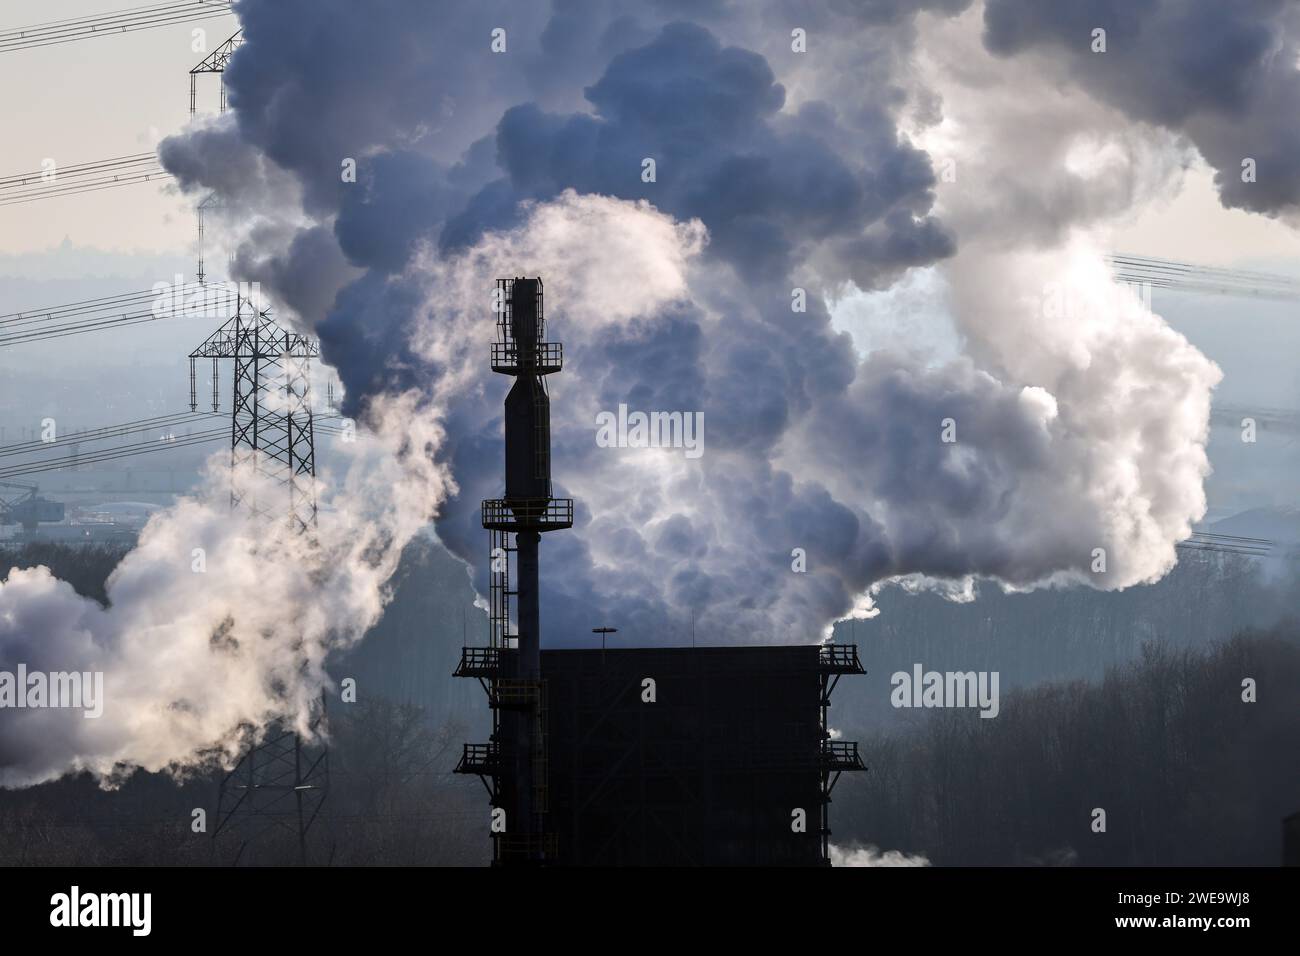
(395, 192), (1221, 642)
(830, 843), (931, 867)
(0, 394), (448, 788)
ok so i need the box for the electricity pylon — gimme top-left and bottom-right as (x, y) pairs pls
(190, 30), (243, 282)
(190, 294), (319, 531)
(190, 293), (329, 863)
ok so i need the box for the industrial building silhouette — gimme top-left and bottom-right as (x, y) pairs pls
(455, 278), (866, 865)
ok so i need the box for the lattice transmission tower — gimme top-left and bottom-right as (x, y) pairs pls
(190, 293), (329, 863)
(190, 294), (319, 530)
(189, 30), (243, 283)
(190, 29), (243, 114)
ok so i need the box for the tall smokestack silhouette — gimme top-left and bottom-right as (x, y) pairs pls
(480, 277), (572, 861)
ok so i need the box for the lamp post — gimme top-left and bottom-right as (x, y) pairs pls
(592, 626), (617, 664)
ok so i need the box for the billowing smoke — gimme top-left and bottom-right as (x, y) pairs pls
(981, 0), (1300, 217)
(5, 0), (1268, 783)
(0, 400), (447, 788)
(365, 195), (1218, 643)
(154, 0), (1224, 647)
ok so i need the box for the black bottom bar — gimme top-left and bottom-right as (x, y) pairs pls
(6, 866), (1287, 940)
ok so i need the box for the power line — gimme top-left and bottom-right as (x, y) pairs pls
(1108, 253), (1300, 301)
(0, 412), (212, 459)
(0, 152), (159, 188)
(1177, 531), (1275, 557)
(0, 153), (169, 208)
(0, 409), (339, 479)
(0, 429), (227, 481)
(0, 1), (234, 54)
(0, 167), (170, 207)
(0, 0), (228, 36)
(0, 286), (163, 325)
(0, 282), (238, 346)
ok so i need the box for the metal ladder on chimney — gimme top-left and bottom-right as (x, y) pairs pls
(488, 528), (517, 650)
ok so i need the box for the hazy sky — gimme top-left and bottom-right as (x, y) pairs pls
(0, 1), (235, 259)
(2, 2), (1300, 265)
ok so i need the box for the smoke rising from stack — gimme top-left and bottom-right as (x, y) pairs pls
(6, 0), (1291, 784)
(375, 195), (1218, 643)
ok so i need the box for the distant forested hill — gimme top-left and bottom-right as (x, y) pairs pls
(830, 550), (1297, 732)
(833, 625), (1300, 866)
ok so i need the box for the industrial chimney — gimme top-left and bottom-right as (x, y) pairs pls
(458, 277), (572, 864)
(454, 278), (866, 867)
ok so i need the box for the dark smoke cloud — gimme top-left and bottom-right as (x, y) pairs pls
(469, 21), (954, 286)
(982, 0), (1300, 215)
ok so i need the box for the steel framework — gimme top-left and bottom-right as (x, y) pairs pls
(190, 31), (243, 281)
(817, 644), (867, 862)
(189, 29), (243, 114)
(195, 193), (225, 285)
(192, 294), (328, 862)
(211, 697), (330, 865)
(190, 295), (320, 532)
